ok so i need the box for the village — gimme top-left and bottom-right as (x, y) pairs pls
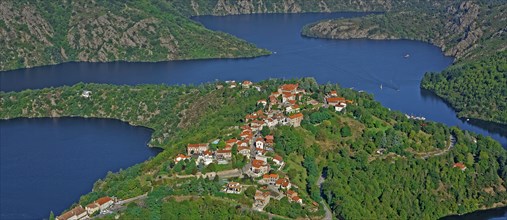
(172, 81), (353, 212)
(55, 196), (114, 220)
(58, 80), (353, 220)
(54, 79), (472, 220)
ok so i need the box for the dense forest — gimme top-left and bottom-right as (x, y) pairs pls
(302, 0), (507, 124)
(1, 78), (506, 219)
(422, 51), (507, 124)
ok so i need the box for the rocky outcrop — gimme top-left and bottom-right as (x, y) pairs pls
(187, 0), (400, 16)
(302, 1), (504, 60)
(0, 1), (269, 71)
(0, 2), (55, 69)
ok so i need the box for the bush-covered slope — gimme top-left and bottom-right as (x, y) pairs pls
(0, 0), (269, 71)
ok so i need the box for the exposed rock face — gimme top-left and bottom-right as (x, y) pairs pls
(444, 1), (482, 58)
(0, 1), (54, 69)
(211, 0), (302, 15)
(302, 1), (504, 60)
(0, 1), (268, 71)
(189, 0), (399, 16)
(66, 1), (178, 62)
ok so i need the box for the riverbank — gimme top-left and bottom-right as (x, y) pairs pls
(301, 2), (507, 125)
(441, 205), (507, 220)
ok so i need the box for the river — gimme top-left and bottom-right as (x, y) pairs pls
(0, 118), (159, 219)
(0, 12), (505, 219)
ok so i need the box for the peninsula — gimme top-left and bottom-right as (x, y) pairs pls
(1, 78), (506, 219)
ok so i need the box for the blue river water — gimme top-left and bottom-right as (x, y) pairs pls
(0, 12), (505, 219)
(0, 118), (159, 219)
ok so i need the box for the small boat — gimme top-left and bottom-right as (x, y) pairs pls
(380, 84), (383, 90)
(404, 53), (410, 58)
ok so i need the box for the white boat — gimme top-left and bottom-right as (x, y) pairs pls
(404, 54), (410, 58)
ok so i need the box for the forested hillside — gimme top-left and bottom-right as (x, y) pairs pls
(0, 0), (269, 71)
(1, 78), (506, 219)
(422, 51), (507, 124)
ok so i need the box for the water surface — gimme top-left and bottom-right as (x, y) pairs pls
(0, 118), (159, 219)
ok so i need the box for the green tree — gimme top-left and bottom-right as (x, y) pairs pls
(261, 126), (271, 136)
(245, 186), (256, 198)
(341, 125), (352, 137)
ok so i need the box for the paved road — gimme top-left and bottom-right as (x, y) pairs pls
(421, 134), (456, 159)
(317, 175), (333, 220)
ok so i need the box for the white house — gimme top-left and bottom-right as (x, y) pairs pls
(255, 138), (265, 149)
(96, 197), (114, 211)
(85, 203), (100, 215)
(334, 103), (347, 112)
(273, 155), (284, 166)
(81, 90), (91, 98)
(187, 143), (209, 155)
(225, 182), (242, 194)
(56, 205), (88, 220)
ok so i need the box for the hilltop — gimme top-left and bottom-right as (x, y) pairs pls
(1, 78), (506, 219)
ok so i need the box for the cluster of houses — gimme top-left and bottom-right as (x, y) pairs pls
(325, 90), (353, 112)
(174, 83), (310, 169)
(56, 197), (114, 220)
(174, 82), (354, 211)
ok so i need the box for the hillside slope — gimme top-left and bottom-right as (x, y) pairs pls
(170, 0), (457, 16)
(1, 79), (506, 219)
(302, 1), (507, 124)
(0, 1), (269, 71)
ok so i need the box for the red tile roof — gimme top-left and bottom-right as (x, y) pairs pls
(252, 159), (266, 168)
(226, 139), (238, 144)
(187, 143), (208, 148)
(280, 84), (298, 91)
(282, 92), (294, 97)
(273, 155), (283, 162)
(176, 154), (189, 159)
(287, 190), (297, 197)
(217, 149), (232, 154)
(276, 178), (290, 187)
(71, 206), (86, 215)
(86, 203), (98, 209)
(453, 162), (466, 170)
(289, 113), (304, 119)
(96, 197), (112, 205)
(327, 97), (346, 103)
